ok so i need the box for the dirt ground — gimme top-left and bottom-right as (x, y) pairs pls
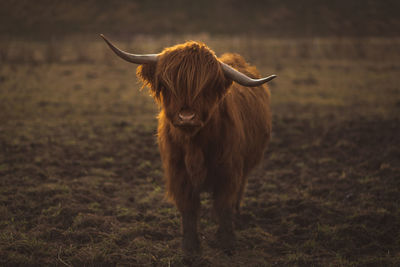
(0, 36), (399, 266)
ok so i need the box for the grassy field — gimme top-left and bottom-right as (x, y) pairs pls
(0, 35), (399, 266)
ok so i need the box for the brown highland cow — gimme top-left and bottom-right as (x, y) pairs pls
(101, 34), (276, 254)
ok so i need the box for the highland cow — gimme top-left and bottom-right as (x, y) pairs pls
(101, 34), (276, 254)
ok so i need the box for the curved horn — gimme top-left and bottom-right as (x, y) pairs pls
(221, 62), (277, 87)
(100, 34), (158, 64)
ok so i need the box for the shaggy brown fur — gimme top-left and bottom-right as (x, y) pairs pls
(136, 41), (271, 253)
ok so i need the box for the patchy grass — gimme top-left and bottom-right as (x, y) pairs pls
(0, 36), (399, 266)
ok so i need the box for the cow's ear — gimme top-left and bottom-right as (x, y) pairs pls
(217, 76), (233, 98)
(224, 77), (233, 91)
(136, 63), (157, 90)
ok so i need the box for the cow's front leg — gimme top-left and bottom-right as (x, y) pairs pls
(212, 168), (242, 252)
(179, 192), (201, 254)
(214, 193), (236, 253)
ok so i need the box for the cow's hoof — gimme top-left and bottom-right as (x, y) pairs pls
(182, 237), (201, 255)
(216, 230), (236, 255)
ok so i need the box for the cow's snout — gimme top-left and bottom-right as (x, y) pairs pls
(178, 112), (195, 123)
(174, 110), (202, 131)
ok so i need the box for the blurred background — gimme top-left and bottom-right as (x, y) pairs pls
(1, 0), (399, 38)
(1, 1), (399, 266)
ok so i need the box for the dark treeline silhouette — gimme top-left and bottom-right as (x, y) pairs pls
(1, 0), (399, 38)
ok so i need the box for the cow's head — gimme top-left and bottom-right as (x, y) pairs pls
(100, 34), (276, 133)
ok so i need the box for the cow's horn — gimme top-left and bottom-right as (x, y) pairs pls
(100, 34), (158, 64)
(221, 62), (276, 87)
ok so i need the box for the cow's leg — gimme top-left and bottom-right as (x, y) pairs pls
(177, 191), (201, 254)
(213, 189), (236, 252)
(212, 164), (245, 253)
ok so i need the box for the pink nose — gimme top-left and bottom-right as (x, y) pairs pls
(178, 112), (195, 122)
